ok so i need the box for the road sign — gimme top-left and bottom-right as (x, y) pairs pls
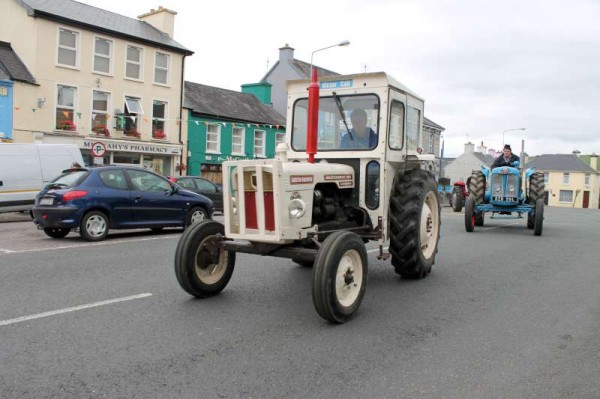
(91, 142), (106, 157)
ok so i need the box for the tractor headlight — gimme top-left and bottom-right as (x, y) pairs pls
(508, 184), (516, 193)
(288, 198), (306, 219)
(495, 186), (501, 192)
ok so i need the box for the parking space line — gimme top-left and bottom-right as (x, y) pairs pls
(0, 248), (15, 253)
(0, 293), (153, 327)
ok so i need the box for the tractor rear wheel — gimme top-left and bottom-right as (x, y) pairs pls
(174, 220), (235, 298)
(469, 171), (485, 204)
(534, 199), (544, 236)
(465, 196), (475, 232)
(312, 231), (367, 323)
(451, 186), (464, 212)
(528, 172), (545, 204)
(389, 170), (440, 279)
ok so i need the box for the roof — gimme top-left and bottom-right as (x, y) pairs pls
(183, 81), (286, 126)
(0, 41), (36, 84)
(424, 117), (445, 131)
(261, 59), (339, 83)
(17, 0), (192, 55)
(474, 152), (495, 165)
(524, 154), (599, 174)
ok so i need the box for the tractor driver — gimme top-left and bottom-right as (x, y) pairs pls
(492, 144), (520, 168)
(340, 108), (377, 149)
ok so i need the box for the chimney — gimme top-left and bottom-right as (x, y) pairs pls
(279, 44), (294, 63)
(138, 6), (177, 37)
(464, 142), (475, 154)
(573, 149), (581, 157)
(591, 153), (598, 171)
(476, 141), (487, 154)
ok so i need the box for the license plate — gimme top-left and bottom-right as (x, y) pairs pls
(40, 197), (54, 205)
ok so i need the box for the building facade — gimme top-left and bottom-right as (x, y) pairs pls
(0, 0), (192, 175)
(443, 142), (496, 183)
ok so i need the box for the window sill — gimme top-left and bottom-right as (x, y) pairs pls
(92, 71), (114, 77)
(153, 82), (171, 88)
(56, 63), (80, 71)
(124, 77), (144, 83)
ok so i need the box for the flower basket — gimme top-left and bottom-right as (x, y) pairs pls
(153, 130), (166, 139)
(125, 130), (141, 138)
(176, 163), (186, 172)
(93, 126), (111, 137)
(57, 120), (77, 131)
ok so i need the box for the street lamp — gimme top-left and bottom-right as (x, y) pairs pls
(502, 128), (526, 146)
(306, 40), (350, 163)
(309, 40), (350, 76)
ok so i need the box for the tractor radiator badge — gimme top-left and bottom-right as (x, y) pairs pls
(290, 175), (314, 185)
(324, 174), (354, 187)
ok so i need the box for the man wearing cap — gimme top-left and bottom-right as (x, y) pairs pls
(492, 144), (520, 168)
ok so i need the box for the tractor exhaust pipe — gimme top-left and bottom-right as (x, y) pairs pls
(306, 68), (319, 163)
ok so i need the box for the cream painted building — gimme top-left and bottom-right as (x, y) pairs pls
(525, 154), (599, 209)
(0, 0), (193, 175)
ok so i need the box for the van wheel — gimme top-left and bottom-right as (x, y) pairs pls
(43, 228), (70, 238)
(80, 211), (109, 241)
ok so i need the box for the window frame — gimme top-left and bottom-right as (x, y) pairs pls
(585, 173), (590, 185)
(275, 133), (286, 147)
(563, 172), (570, 185)
(92, 36), (113, 75)
(56, 27), (80, 69)
(123, 95), (144, 136)
(231, 126), (245, 156)
(153, 51), (170, 85)
(55, 84), (77, 131)
(125, 44), (144, 81)
(543, 172), (549, 184)
(559, 189), (573, 203)
(254, 129), (266, 158)
(206, 123), (221, 154)
(388, 100), (405, 151)
(91, 90), (111, 135)
(152, 100), (168, 139)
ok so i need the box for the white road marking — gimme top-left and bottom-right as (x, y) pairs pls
(0, 248), (14, 253)
(0, 293), (153, 327)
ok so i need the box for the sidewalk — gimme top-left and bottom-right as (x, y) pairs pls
(0, 212), (32, 223)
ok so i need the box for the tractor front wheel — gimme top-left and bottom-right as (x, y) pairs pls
(451, 187), (464, 212)
(534, 199), (544, 236)
(528, 172), (545, 204)
(312, 231), (368, 323)
(465, 196), (475, 232)
(469, 171), (486, 204)
(174, 220), (235, 298)
(389, 170), (440, 279)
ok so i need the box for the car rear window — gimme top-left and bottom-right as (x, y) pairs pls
(47, 170), (88, 188)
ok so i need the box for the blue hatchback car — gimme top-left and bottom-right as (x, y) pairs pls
(32, 166), (213, 241)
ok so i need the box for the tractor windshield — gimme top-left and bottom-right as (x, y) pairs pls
(291, 94), (380, 151)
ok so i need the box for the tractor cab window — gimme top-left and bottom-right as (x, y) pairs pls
(291, 94), (379, 151)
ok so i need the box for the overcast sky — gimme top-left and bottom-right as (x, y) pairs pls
(79, 0), (600, 158)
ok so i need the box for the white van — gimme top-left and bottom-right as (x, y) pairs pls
(0, 143), (84, 213)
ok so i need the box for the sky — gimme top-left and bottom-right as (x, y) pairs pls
(77, 0), (600, 158)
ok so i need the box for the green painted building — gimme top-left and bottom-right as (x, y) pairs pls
(183, 81), (286, 183)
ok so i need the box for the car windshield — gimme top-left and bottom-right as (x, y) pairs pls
(47, 170), (88, 188)
(291, 94), (379, 151)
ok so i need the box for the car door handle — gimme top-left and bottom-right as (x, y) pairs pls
(134, 196), (142, 202)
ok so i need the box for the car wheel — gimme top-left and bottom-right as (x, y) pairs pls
(187, 207), (208, 227)
(80, 211), (109, 241)
(43, 228), (71, 239)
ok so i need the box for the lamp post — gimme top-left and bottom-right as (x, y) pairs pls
(306, 40), (350, 163)
(502, 127), (526, 147)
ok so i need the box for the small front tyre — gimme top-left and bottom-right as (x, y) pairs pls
(465, 196), (475, 232)
(534, 199), (544, 236)
(80, 211), (109, 241)
(312, 231), (368, 324)
(43, 227), (70, 238)
(174, 220), (235, 298)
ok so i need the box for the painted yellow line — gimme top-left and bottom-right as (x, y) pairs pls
(0, 293), (153, 327)
(0, 189), (40, 194)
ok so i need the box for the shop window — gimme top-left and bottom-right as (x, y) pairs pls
(126, 45), (143, 80)
(254, 130), (265, 157)
(206, 124), (220, 153)
(124, 97), (143, 138)
(154, 52), (170, 85)
(113, 153), (141, 164)
(93, 37), (112, 74)
(152, 100), (167, 139)
(92, 91), (110, 136)
(57, 28), (78, 68)
(232, 127), (245, 155)
(56, 85), (77, 131)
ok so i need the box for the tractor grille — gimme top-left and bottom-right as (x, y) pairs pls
(491, 174), (519, 202)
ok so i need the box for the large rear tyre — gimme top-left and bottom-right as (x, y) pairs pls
(451, 187), (464, 212)
(534, 199), (544, 236)
(465, 196), (475, 232)
(469, 171), (485, 204)
(43, 227), (70, 238)
(389, 170), (440, 279)
(312, 231), (368, 324)
(174, 220), (235, 298)
(528, 172), (545, 204)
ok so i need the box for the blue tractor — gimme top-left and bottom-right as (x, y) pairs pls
(464, 162), (545, 235)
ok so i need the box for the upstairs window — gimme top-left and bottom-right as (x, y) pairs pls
(154, 52), (170, 85)
(126, 45), (143, 80)
(543, 172), (549, 183)
(254, 130), (266, 157)
(91, 91), (110, 136)
(206, 124), (221, 153)
(123, 97), (144, 138)
(152, 100), (167, 139)
(56, 85), (77, 131)
(563, 172), (570, 185)
(275, 133), (286, 147)
(232, 126), (245, 155)
(93, 37), (112, 74)
(57, 28), (78, 67)
(585, 173), (590, 185)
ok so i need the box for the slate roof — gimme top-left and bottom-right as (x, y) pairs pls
(424, 117), (445, 131)
(525, 154), (599, 174)
(261, 59), (339, 82)
(474, 152), (496, 166)
(17, 0), (192, 55)
(0, 41), (36, 84)
(184, 81), (286, 126)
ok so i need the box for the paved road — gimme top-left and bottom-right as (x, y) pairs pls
(1, 206), (599, 398)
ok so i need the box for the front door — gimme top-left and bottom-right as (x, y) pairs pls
(126, 168), (184, 225)
(0, 81), (13, 140)
(583, 191), (589, 208)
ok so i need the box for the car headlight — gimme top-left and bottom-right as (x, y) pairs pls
(288, 198), (306, 219)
